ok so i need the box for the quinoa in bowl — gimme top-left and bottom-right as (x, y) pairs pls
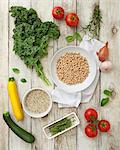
(22, 88), (52, 118)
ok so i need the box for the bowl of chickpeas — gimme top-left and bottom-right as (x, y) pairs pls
(50, 46), (97, 93)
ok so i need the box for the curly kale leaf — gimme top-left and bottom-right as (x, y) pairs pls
(10, 6), (39, 25)
(10, 6), (60, 85)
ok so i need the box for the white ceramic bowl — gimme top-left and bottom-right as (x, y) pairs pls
(22, 88), (52, 118)
(50, 46), (97, 93)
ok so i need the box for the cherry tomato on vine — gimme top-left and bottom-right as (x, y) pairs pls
(85, 124), (98, 138)
(98, 120), (110, 132)
(84, 108), (98, 122)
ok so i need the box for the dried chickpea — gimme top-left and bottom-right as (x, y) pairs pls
(56, 52), (89, 85)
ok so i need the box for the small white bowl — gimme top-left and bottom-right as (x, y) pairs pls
(22, 88), (52, 118)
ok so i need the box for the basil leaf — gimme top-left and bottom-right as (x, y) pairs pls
(103, 90), (112, 97)
(74, 32), (82, 42)
(20, 78), (27, 83)
(65, 36), (74, 43)
(12, 68), (20, 74)
(66, 32), (82, 43)
(101, 97), (109, 106)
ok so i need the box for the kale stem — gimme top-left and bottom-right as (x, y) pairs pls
(41, 75), (52, 86)
(35, 64), (51, 86)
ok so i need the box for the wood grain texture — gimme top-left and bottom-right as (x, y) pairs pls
(76, 1), (100, 150)
(0, 0), (120, 150)
(31, 0), (54, 150)
(53, 1), (77, 150)
(100, 0), (120, 150)
(9, 0), (31, 150)
(0, 0), (9, 150)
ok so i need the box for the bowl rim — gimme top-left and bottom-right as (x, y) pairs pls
(49, 46), (97, 93)
(22, 88), (52, 118)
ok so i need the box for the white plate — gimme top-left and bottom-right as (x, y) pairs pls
(50, 46), (97, 93)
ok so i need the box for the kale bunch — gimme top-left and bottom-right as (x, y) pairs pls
(10, 6), (60, 85)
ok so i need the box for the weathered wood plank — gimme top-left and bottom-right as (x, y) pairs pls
(9, 0), (31, 150)
(31, 0), (54, 150)
(0, 0), (9, 150)
(53, 0), (77, 150)
(76, 1), (100, 150)
(100, 0), (120, 150)
(1, 0), (120, 150)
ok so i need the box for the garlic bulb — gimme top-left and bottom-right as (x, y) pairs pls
(100, 61), (112, 72)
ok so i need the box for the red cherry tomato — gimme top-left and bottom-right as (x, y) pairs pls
(84, 108), (98, 122)
(98, 120), (110, 132)
(85, 124), (98, 138)
(65, 13), (79, 27)
(52, 6), (64, 20)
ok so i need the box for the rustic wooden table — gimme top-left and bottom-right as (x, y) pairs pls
(0, 0), (120, 150)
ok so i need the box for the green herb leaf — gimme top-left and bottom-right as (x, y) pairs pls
(20, 78), (27, 83)
(65, 36), (74, 43)
(80, 5), (102, 39)
(66, 32), (82, 43)
(101, 97), (109, 106)
(103, 90), (112, 97)
(74, 32), (82, 42)
(12, 68), (20, 74)
(49, 118), (72, 135)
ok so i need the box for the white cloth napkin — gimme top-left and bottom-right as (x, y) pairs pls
(51, 35), (104, 108)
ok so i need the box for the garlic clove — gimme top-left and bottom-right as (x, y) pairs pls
(100, 61), (112, 72)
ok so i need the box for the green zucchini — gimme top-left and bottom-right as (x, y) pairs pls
(3, 112), (35, 143)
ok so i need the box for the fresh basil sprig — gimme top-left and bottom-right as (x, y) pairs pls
(66, 32), (82, 43)
(101, 89), (113, 107)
